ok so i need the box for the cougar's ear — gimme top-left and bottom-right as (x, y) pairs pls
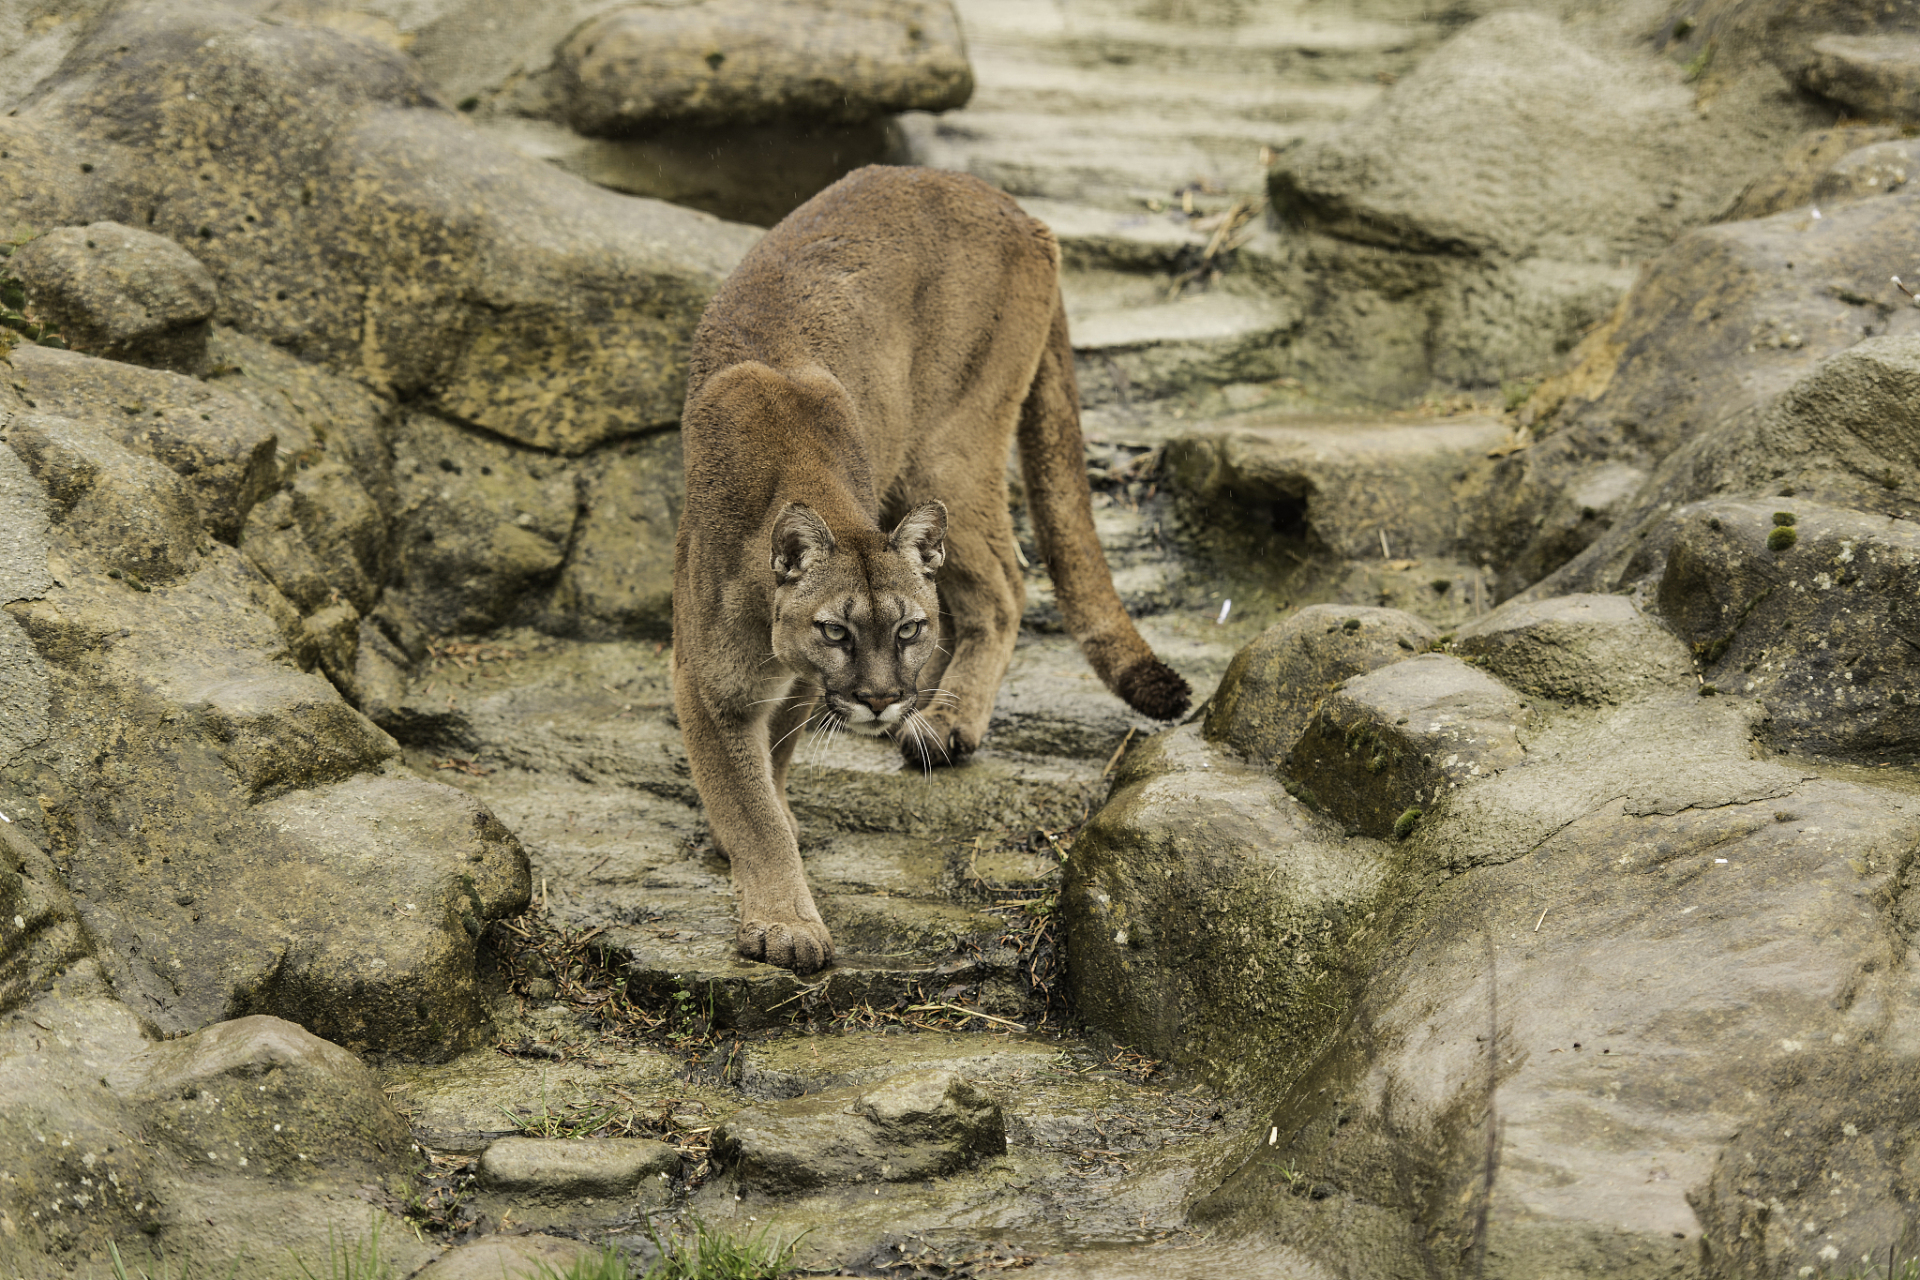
(772, 502), (837, 584)
(888, 500), (947, 576)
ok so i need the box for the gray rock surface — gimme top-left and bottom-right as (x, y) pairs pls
(1165, 416), (1508, 560)
(1204, 605), (1436, 765)
(0, 974), (434, 1278)
(1453, 592), (1694, 706)
(1066, 723), (1398, 1096)
(477, 1136), (678, 1216)
(1288, 653), (1531, 839)
(1523, 332), (1920, 604)
(1721, 124), (1910, 220)
(1490, 195), (1920, 594)
(1800, 33), (1920, 120)
(7, 222), (216, 373)
(1656, 499), (1920, 757)
(411, 1234), (598, 1280)
(713, 1069), (1005, 1193)
(4, 1), (759, 456)
(557, 0), (971, 135)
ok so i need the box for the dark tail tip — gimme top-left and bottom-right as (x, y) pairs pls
(1116, 658), (1191, 722)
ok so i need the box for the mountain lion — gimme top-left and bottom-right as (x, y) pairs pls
(672, 166), (1190, 974)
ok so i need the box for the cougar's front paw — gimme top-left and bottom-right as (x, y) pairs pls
(737, 916), (835, 974)
(898, 715), (976, 771)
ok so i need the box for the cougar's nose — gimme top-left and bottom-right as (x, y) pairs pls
(859, 691), (899, 715)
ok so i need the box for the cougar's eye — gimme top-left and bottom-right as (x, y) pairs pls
(897, 620), (924, 642)
(819, 622), (849, 644)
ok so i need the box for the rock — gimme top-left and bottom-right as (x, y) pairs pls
(543, 431), (681, 640)
(1164, 417), (1509, 561)
(1800, 33), (1920, 121)
(12, 2), (760, 455)
(386, 411), (578, 638)
(558, 0), (972, 135)
(8, 344), (279, 544)
(1526, 333), (1920, 603)
(1188, 693), (1920, 1276)
(1452, 593), (1694, 706)
(5, 412), (209, 586)
(1270, 12), (1719, 262)
(1065, 724), (1399, 1094)
(477, 1136), (678, 1216)
(1287, 654), (1531, 840)
(6, 222), (216, 373)
(1655, 500), (1920, 757)
(736, 1031), (1063, 1100)
(7, 545), (529, 1055)
(1815, 137), (1920, 208)
(412, 1234), (600, 1280)
(125, 1014), (412, 1176)
(1204, 605), (1437, 765)
(240, 461), (389, 617)
(0, 437), (54, 604)
(0, 972), (435, 1278)
(243, 774), (531, 1056)
(1692, 1051), (1920, 1278)
(0, 814), (91, 1014)
(712, 1070), (1004, 1193)
(1721, 124), (1908, 220)
(1488, 191), (1920, 594)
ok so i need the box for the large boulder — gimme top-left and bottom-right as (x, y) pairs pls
(1204, 605), (1438, 765)
(7, 221), (217, 373)
(1486, 197), (1920, 593)
(1065, 724), (1403, 1095)
(1656, 500), (1920, 758)
(2, 1), (759, 455)
(0, 974), (434, 1279)
(1518, 332), (1920, 604)
(1261, 7), (1823, 398)
(556, 0), (972, 135)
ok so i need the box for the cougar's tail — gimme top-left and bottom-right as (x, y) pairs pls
(1016, 297), (1191, 722)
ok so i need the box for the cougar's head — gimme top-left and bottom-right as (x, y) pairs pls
(769, 500), (947, 738)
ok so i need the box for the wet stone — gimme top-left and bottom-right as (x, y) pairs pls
(712, 1069), (1005, 1194)
(1204, 604), (1437, 766)
(1452, 592), (1693, 706)
(1287, 653), (1530, 839)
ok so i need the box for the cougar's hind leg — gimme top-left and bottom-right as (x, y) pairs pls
(901, 500), (1024, 771)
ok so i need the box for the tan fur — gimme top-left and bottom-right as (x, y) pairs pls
(671, 166), (1189, 973)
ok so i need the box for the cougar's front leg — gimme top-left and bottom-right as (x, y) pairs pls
(902, 507), (1023, 769)
(675, 669), (832, 973)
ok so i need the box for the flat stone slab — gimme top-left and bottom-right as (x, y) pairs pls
(411, 1233), (598, 1280)
(479, 1135), (680, 1199)
(713, 1069), (1005, 1194)
(1288, 652), (1530, 839)
(737, 1031), (1065, 1100)
(1453, 592), (1693, 706)
(1165, 416), (1509, 560)
(558, 0), (972, 134)
(1801, 34), (1920, 123)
